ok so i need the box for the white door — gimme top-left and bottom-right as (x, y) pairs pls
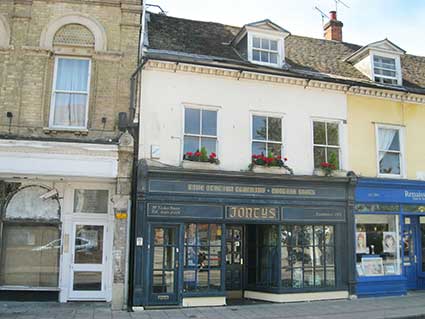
(68, 221), (108, 300)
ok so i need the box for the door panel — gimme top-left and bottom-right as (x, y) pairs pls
(404, 217), (418, 289)
(69, 222), (107, 300)
(149, 225), (179, 304)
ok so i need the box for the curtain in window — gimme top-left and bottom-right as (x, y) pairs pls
(53, 59), (89, 127)
(378, 128), (397, 161)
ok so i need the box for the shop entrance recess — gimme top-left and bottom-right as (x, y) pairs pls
(403, 216), (425, 290)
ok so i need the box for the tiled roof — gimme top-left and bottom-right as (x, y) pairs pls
(146, 13), (425, 93)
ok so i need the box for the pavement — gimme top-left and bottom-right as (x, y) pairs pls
(2, 292), (425, 319)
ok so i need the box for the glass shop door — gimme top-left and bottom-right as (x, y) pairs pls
(68, 222), (108, 300)
(149, 225), (180, 305)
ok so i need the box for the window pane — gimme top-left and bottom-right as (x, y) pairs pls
(268, 117), (282, 141)
(184, 108), (200, 134)
(210, 269), (221, 290)
(378, 128), (400, 151)
(270, 40), (278, 51)
(252, 49), (260, 61)
(356, 214), (401, 276)
(183, 136), (200, 154)
(261, 38), (270, 50)
(314, 146), (326, 168)
(74, 225), (104, 264)
(313, 122), (326, 145)
(252, 116), (267, 140)
(74, 190), (108, 214)
(73, 271), (101, 291)
(201, 110), (217, 136)
(270, 53), (278, 64)
(252, 142), (266, 156)
(327, 123), (339, 146)
(53, 93), (87, 127)
(185, 224), (197, 245)
(200, 137), (217, 154)
(0, 225), (60, 287)
(253, 37), (261, 48)
(198, 225), (209, 246)
(56, 58), (89, 92)
(326, 148), (340, 169)
(379, 152), (400, 175)
(268, 143), (281, 157)
(261, 51), (269, 63)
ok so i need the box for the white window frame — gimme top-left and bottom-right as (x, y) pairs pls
(49, 56), (92, 130)
(375, 124), (405, 178)
(371, 52), (402, 86)
(311, 119), (343, 170)
(250, 112), (284, 157)
(247, 31), (284, 68)
(182, 105), (219, 158)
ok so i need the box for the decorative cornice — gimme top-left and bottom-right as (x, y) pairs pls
(145, 60), (425, 104)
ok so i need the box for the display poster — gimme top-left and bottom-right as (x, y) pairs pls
(362, 257), (384, 276)
(356, 232), (368, 254)
(383, 232), (397, 253)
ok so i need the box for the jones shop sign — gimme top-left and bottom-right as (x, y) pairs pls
(226, 206), (280, 221)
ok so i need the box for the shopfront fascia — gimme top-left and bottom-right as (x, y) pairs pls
(355, 178), (425, 298)
(132, 164), (356, 308)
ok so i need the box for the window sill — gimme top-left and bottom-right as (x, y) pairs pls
(43, 127), (89, 136)
(377, 173), (404, 179)
(0, 286), (60, 291)
(182, 160), (220, 171)
(313, 169), (347, 177)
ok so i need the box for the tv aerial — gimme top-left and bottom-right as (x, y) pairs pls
(334, 0), (350, 13)
(314, 6), (329, 25)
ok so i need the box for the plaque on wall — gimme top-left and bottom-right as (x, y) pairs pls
(148, 203), (223, 219)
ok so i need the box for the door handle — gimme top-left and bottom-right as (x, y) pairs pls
(415, 255), (417, 263)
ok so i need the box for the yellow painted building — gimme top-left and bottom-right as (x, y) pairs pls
(347, 94), (425, 180)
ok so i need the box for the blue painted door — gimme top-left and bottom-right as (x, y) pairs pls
(149, 225), (180, 304)
(404, 216), (418, 289)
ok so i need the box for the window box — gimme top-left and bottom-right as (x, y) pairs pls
(252, 165), (292, 175)
(313, 169), (347, 177)
(182, 160), (220, 171)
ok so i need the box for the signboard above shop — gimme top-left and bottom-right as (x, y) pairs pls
(148, 179), (347, 201)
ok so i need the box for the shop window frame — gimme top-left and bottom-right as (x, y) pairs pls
(0, 184), (62, 289)
(354, 205), (403, 280)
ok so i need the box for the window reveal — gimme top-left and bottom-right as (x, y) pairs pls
(184, 224), (222, 292)
(281, 225), (336, 289)
(183, 108), (218, 155)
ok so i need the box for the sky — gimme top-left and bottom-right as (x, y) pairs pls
(148, 0), (425, 56)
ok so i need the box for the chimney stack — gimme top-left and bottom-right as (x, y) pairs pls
(324, 11), (343, 41)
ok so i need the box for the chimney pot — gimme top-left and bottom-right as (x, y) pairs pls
(324, 11), (343, 41)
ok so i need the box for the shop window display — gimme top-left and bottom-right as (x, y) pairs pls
(183, 224), (222, 292)
(281, 225), (335, 289)
(355, 214), (401, 276)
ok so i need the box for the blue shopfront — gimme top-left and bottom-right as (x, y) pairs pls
(355, 178), (425, 297)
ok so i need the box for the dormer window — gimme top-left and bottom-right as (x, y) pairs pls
(373, 55), (398, 85)
(231, 19), (290, 69)
(346, 39), (405, 87)
(252, 37), (279, 65)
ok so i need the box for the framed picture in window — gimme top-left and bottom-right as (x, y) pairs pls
(362, 256), (384, 276)
(383, 231), (397, 253)
(356, 232), (368, 254)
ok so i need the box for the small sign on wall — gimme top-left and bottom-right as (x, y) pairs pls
(115, 211), (128, 219)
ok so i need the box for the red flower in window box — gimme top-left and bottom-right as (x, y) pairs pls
(183, 147), (220, 164)
(249, 151), (293, 174)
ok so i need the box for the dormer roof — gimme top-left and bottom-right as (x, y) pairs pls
(232, 19), (290, 46)
(346, 39), (406, 63)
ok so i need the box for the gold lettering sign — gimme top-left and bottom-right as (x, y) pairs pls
(226, 206), (279, 220)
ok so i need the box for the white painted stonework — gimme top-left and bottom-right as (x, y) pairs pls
(0, 139), (118, 179)
(139, 63), (348, 175)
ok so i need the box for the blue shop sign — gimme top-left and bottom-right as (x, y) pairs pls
(356, 187), (425, 204)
